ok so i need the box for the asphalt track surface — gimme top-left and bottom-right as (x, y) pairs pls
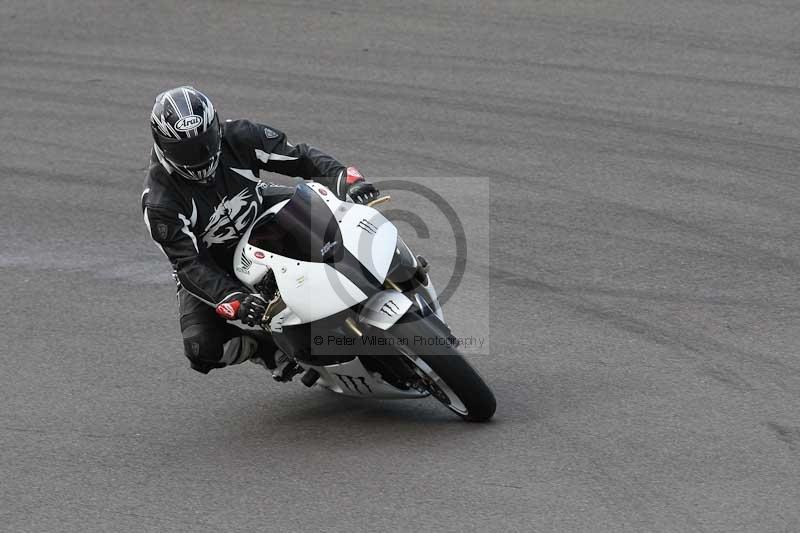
(2, 1), (800, 531)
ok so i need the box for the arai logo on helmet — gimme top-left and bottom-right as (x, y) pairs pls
(175, 115), (203, 131)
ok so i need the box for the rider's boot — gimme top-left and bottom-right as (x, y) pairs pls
(269, 350), (304, 382)
(245, 336), (302, 382)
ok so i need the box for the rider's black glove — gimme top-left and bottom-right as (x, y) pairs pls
(215, 292), (267, 326)
(348, 181), (380, 205)
(344, 166), (380, 205)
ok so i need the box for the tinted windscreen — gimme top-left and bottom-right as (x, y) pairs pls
(248, 183), (343, 263)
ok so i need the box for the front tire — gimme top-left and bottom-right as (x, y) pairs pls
(387, 317), (496, 422)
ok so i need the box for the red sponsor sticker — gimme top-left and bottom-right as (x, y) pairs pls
(254, 251), (265, 259)
(319, 187), (328, 196)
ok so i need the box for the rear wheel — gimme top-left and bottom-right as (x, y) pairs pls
(387, 317), (496, 422)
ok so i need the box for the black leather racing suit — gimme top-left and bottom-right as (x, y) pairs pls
(141, 119), (349, 373)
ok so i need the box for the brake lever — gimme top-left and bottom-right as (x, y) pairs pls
(367, 195), (391, 208)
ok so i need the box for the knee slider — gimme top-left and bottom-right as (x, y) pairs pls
(182, 325), (227, 374)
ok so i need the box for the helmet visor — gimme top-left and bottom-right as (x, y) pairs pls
(158, 121), (221, 167)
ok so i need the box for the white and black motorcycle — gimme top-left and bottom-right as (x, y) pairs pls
(233, 182), (496, 422)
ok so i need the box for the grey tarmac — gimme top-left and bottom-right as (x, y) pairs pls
(1, 1), (799, 531)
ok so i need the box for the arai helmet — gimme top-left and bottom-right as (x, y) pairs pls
(150, 86), (221, 183)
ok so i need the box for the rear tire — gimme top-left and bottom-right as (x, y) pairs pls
(387, 317), (496, 422)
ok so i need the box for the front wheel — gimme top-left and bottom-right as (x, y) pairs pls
(386, 317), (496, 422)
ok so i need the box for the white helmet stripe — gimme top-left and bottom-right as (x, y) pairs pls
(165, 92), (183, 119)
(203, 98), (214, 129)
(150, 112), (171, 136)
(181, 87), (197, 137)
(163, 120), (181, 139)
(181, 87), (193, 117)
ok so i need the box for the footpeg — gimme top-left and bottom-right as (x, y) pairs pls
(271, 351), (303, 382)
(272, 363), (303, 382)
(301, 368), (321, 387)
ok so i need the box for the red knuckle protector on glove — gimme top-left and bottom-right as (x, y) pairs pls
(216, 301), (240, 320)
(346, 166), (364, 185)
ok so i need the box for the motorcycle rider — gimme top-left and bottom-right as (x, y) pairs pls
(141, 86), (379, 378)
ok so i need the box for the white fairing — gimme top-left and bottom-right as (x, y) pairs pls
(313, 182), (397, 283)
(233, 184), (398, 326)
(302, 359), (429, 399)
(337, 203), (397, 283)
(230, 182), (458, 401)
(359, 290), (414, 330)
